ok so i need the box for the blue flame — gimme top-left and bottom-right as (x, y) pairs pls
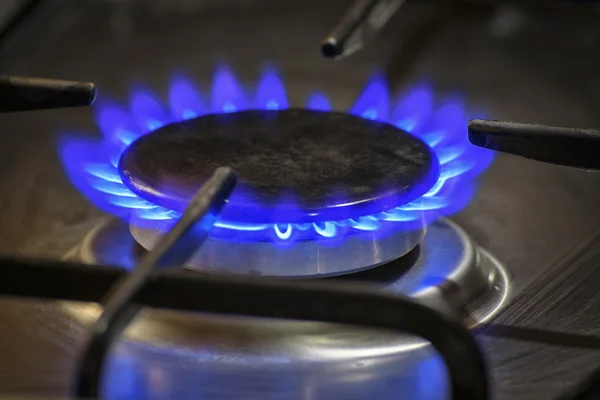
(351, 74), (390, 121)
(59, 66), (494, 244)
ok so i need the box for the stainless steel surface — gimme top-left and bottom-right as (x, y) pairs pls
(130, 217), (426, 278)
(57, 218), (507, 398)
(74, 217), (508, 319)
(0, 0), (600, 399)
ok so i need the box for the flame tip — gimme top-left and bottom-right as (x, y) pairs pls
(260, 63), (280, 72)
(169, 71), (192, 82)
(410, 81), (433, 92)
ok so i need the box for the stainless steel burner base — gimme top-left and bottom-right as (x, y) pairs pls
(129, 216), (426, 278)
(63, 218), (510, 359)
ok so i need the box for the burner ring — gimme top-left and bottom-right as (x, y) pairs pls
(64, 217), (510, 363)
(118, 109), (439, 224)
(129, 214), (426, 277)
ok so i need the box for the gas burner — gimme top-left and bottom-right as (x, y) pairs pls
(57, 66), (508, 363)
(63, 217), (509, 354)
(120, 109), (438, 222)
(124, 108), (437, 276)
(58, 66), (495, 276)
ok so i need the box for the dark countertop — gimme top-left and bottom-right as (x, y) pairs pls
(0, 1), (600, 399)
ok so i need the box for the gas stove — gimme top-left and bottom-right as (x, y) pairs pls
(1, 1), (600, 400)
(55, 67), (508, 397)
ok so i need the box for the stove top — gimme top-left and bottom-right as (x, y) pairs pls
(2, 1), (600, 399)
(53, 64), (509, 397)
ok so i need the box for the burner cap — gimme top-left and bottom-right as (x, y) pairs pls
(119, 109), (439, 223)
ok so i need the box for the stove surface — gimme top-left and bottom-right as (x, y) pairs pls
(1, 1), (600, 399)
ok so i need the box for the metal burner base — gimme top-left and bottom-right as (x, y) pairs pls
(63, 218), (509, 359)
(129, 217), (426, 278)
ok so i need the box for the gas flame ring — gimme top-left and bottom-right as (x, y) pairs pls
(59, 66), (494, 244)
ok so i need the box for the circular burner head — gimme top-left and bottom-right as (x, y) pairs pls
(119, 109), (439, 223)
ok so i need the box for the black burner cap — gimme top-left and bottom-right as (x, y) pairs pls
(119, 109), (439, 223)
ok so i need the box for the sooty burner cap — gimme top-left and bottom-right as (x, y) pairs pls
(119, 109), (439, 224)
